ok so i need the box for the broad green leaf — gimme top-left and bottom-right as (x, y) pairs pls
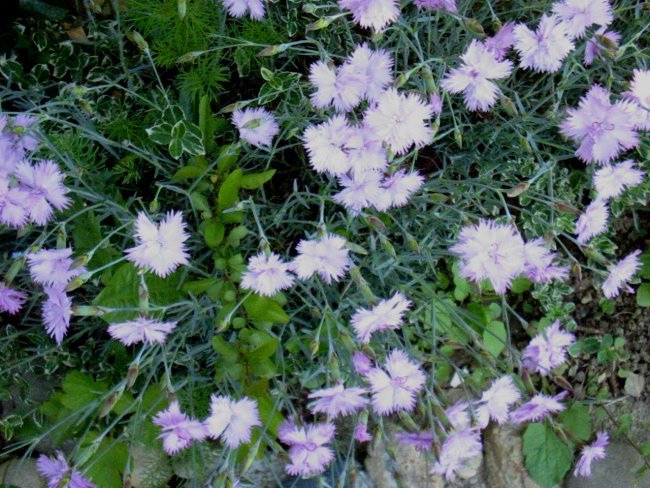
(227, 225), (248, 247)
(212, 336), (240, 363)
(240, 169), (276, 190)
(218, 169), (243, 211)
(190, 191), (211, 212)
(483, 320), (507, 357)
(170, 120), (186, 139)
(83, 434), (128, 488)
(181, 122), (205, 156)
(59, 371), (107, 412)
(216, 145), (239, 173)
(183, 278), (219, 295)
(162, 105), (184, 124)
(243, 294), (289, 323)
(173, 165), (205, 181)
(168, 138), (183, 159)
(146, 123), (172, 145)
(523, 423), (573, 488)
(249, 358), (277, 378)
(244, 331), (279, 361)
(639, 252), (650, 280)
(559, 404), (592, 442)
(636, 283), (650, 307)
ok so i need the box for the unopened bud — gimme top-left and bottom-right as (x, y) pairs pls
(306, 16), (336, 31)
(127, 362), (139, 390)
(99, 388), (124, 418)
(310, 339), (320, 356)
(71, 305), (107, 316)
(500, 96), (518, 116)
(257, 44), (289, 57)
(507, 181), (530, 198)
(463, 18), (485, 34)
(553, 375), (574, 392)
(178, 0), (186, 20)
(129, 31), (149, 52)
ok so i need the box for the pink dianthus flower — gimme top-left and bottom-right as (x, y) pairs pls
(602, 250), (642, 298)
(278, 420), (335, 477)
(576, 199), (608, 244)
(221, 0), (265, 19)
(0, 283), (27, 314)
(232, 107), (279, 147)
(152, 401), (207, 455)
(351, 292), (412, 343)
(241, 252), (294, 296)
(13, 160), (70, 225)
(522, 320), (575, 376)
(204, 395), (261, 449)
(509, 391), (568, 423)
(308, 384), (369, 417)
(475, 375), (521, 427)
(574, 431), (609, 477)
(552, 0), (613, 39)
(37, 451), (97, 488)
(108, 316), (177, 346)
(593, 159), (645, 201)
(291, 234), (351, 284)
(513, 15), (575, 73)
(430, 429), (482, 480)
(42, 287), (72, 345)
(338, 0), (399, 32)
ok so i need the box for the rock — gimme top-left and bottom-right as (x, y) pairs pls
(0, 458), (46, 488)
(624, 373), (645, 398)
(483, 423), (541, 488)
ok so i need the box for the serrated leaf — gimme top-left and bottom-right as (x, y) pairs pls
(483, 320), (507, 357)
(523, 423), (573, 488)
(636, 283), (650, 307)
(240, 169), (276, 190)
(243, 294), (289, 323)
(218, 169), (243, 211)
(559, 404), (591, 442)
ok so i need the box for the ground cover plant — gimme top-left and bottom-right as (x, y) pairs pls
(1, 0), (649, 487)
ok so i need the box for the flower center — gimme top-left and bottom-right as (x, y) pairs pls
(304, 441), (318, 452)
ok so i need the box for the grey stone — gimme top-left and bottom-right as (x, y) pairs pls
(0, 458), (46, 488)
(624, 373), (645, 398)
(483, 423), (541, 488)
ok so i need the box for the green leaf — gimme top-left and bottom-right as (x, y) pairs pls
(243, 294), (289, 323)
(216, 145), (239, 173)
(83, 434), (128, 488)
(203, 220), (225, 249)
(182, 278), (219, 295)
(168, 138), (183, 159)
(181, 122), (205, 156)
(248, 358), (277, 378)
(162, 105), (184, 124)
(559, 404), (592, 442)
(240, 169), (276, 190)
(483, 320), (507, 357)
(190, 191), (211, 212)
(523, 423), (573, 488)
(212, 336), (240, 363)
(639, 252), (650, 280)
(218, 169), (243, 211)
(636, 283), (650, 307)
(146, 123), (173, 145)
(173, 165), (205, 181)
(59, 371), (107, 412)
(244, 331), (279, 361)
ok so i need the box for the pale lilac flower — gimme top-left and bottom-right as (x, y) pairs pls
(204, 395), (261, 448)
(627, 69), (650, 111)
(308, 61), (365, 112)
(278, 420), (335, 476)
(449, 220), (527, 295)
(584, 28), (620, 65)
(308, 384), (369, 417)
(303, 115), (354, 176)
(333, 171), (388, 212)
(429, 93), (443, 113)
(353, 350), (372, 375)
(510, 391), (568, 423)
(125, 211), (190, 278)
(430, 429), (482, 480)
(346, 124), (389, 175)
(364, 88), (434, 155)
(413, 0), (457, 12)
(232, 107), (279, 147)
(108, 317), (177, 346)
(0, 176), (30, 227)
(338, 0), (399, 32)
(291, 234), (351, 284)
(522, 320), (576, 376)
(560, 85), (640, 164)
(475, 376), (521, 427)
(513, 15), (575, 73)
(576, 199), (608, 243)
(13, 160), (70, 225)
(552, 0), (613, 39)
(344, 44), (394, 102)
(37, 451), (97, 488)
(42, 287), (72, 345)
(484, 22), (517, 61)
(354, 423), (372, 442)
(394, 432), (433, 451)
(241, 252), (294, 296)
(593, 160), (645, 201)
(523, 238), (569, 283)
(574, 431), (609, 477)
(367, 349), (426, 415)
(351, 292), (412, 343)
(441, 40), (513, 112)
(27, 248), (85, 289)
(379, 170), (425, 209)
(12, 114), (39, 152)
(0, 283), (27, 314)
(222, 0), (265, 19)
(444, 401), (471, 430)
(0, 136), (23, 174)
(153, 401), (207, 455)
(602, 250), (642, 298)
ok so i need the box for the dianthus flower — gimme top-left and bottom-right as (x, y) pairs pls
(574, 431), (609, 477)
(11, 114), (39, 152)
(308, 60), (365, 112)
(379, 170), (425, 209)
(152, 401), (207, 455)
(522, 320), (575, 376)
(333, 171), (387, 212)
(552, 0), (613, 39)
(364, 88), (434, 155)
(13, 160), (70, 225)
(559, 85), (640, 164)
(240, 252), (294, 296)
(484, 22), (517, 61)
(367, 349), (426, 415)
(584, 28), (620, 65)
(444, 401), (471, 430)
(475, 375), (521, 427)
(125, 211), (190, 277)
(354, 423), (373, 442)
(575, 199), (608, 244)
(352, 350), (372, 375)
(108, 316), (177, 346)
(522, 238), (569, 283)
(303, 115), (354, 176)
(394, 432), (433, 451)
(338, 0), (399, 32)
(308, 384), (369, 417)
(627, 69), (650, 111)
(430, 429), (483, 480)
(204, 395), (261, 449)
(593, 160), (645, 201)
(27, 248), (85, 289)
(449, 220), (526, 295)
(602, 250), (642, 298)
(291, 234), (351, 284)
(0, 136), (22, 174)
(37, 451), (97, 488)
(351, 292), (412, 343)
(42, 287), (72, 345)
(345, 124), (389, 175)
(0, 283), (27, 314)
(221, 0), (265, 19)
(343, 44), (394, 102)
(513, 15), (575, 73)
(509, 391), (568, 423)
(278, 420), (335, 477)
(441, 40), (513, 112)
(0, 176), (30, 228)
(413, 0), (456, 12)
(232, 107), (279, 147)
